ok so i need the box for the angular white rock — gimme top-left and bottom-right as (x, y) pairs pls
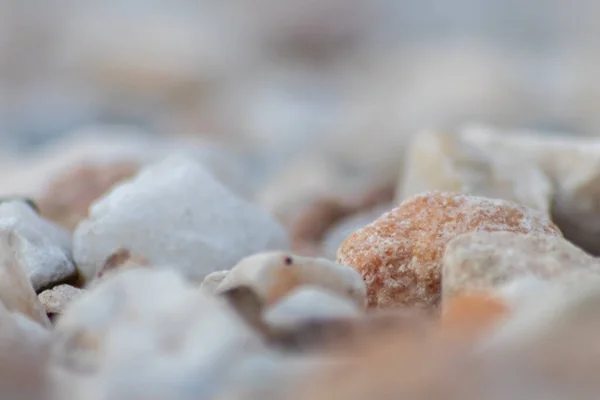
(216, 251), (367, 307)
(73, 155), (289, 283)
(52, 268), (263, 398)
(199, 270), (229, 295)
(0, 201), (75, 291)
(264, 286), (360, 329)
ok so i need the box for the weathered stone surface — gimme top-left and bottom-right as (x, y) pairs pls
(38, 284), (83, 316)
(216, 252), (366, 307)
(398, 130), (553, 215)
(337, 191), (561, 309)
(442, 231), (600, 302)
(0, 201), (76, 291)
(73, 155), (289, 283)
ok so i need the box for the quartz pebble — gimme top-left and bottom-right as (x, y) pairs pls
(38, 284), (83, 318)
(264, 286), (361, 330)
(398, 129), (553, 215)
(337, 191), (561, 309)
(216, 251), (367, 307)
(73, 155), (289, 283)
(0, 201), (76, 292)
(442, 231), (600, 303)
(0, 230), (52, 327)
(52, 268), (262, 398)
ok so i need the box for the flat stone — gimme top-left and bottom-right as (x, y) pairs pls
(73, 155), (289, 283)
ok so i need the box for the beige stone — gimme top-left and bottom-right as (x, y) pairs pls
(398, 130), (553, 216)
(442, 231), (600, 303)
(38, 284), (83, 316)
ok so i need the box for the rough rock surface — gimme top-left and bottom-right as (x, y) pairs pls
(38, 284), (83, 317)
(73, 155), (289, 283)
(0, 201), (76, 291)
(216, 251), (367, 307)
(337, 191), (561, 309)
(398, 130), (553, 215)
(442, 231), (600, 302)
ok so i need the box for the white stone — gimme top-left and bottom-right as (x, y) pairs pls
(264, 286), (360, 329)
(0, 201), (75, 291)
(199, 270), (229, 295)
(216, 251), (366, 307)
(38, 284), (83, 315)
(52, 268), (263, 398)
(73, 155), (289, 283)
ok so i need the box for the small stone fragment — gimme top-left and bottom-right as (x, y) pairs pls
(73, 155), (289, 283)
(38, 284), (83, 319)
(0, 201), (76, 292)
(398, 130), (553, 215)
(337, 191), (561, 309)
(264, 286), (360, 330)
(93, 248), (149, 284)
(216, 251), (367, 307)
(0, 230), (51, 328)
(200, 270), (229, 295)
(442, 231), (600, 303)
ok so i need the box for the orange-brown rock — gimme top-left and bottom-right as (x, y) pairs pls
(38, 162), (140, 231)
(337, 191), (561, 309)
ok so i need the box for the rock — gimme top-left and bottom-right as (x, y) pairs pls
(52, 268), (262, 397)
(38, 284), (83, 318)
(216, 251), (367, 307)
(337, 191), (561, 309)
(92, 248), (150, 284)
(323, 204), (394, 260)
(73, 155), (289, 283)
(200, 270), (229, 295)
(0, 230), (51, 328)
(264, 287), (360, 330)
(442, 231), (600, 303)
(398, 130), (553, 215)
(38, 161), (140, 231)
(0, 201), (76, 291)
(460, 124), (600, 255)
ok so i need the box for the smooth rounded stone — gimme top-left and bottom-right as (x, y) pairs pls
(73, 155), (289, 283)
(264, 287), (360, 330)
(460, 124), (600, 255)
(200, 270), (229, 295)
(323, 204), (394, 261)
(337, 191), (561, 309)
(216, 252), (367, 307)
(442, 231), (600, 303)
(398, 130), (553, 215)
(38, 284), (83, 317)
(0, 230), (52, 328)
(52, 268), (263, 388)
(0, 201), (76, 291)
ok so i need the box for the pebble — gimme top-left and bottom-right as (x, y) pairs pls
(442, 231), (600, 303)
(200, 270), (229, 295)
(52, 268), (262, 397)
(337, 191), (561, 308)
(461, 124), (600, 255)
(0, 230), (52, 328)
(38, 284), (83, 318)
(216, 251), (367, 307)
(398, 129), (553, 215)
(73, 155), (289, 283)
(264, 287), (361, 330)
(0, 201), (76, 291)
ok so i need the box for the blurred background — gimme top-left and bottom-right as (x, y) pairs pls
(2, 0), (600, 216)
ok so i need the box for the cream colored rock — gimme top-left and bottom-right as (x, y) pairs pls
(216, 252), (367, 307)
(264, 287), (360, 330)
(442, 231), (600, 303)
(200, 271), (229, 295)
(398, 130), (552, 215)
(460, 124), (600, 255)
(38, 284), (83, 317)
(0, 231), (51, 328)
